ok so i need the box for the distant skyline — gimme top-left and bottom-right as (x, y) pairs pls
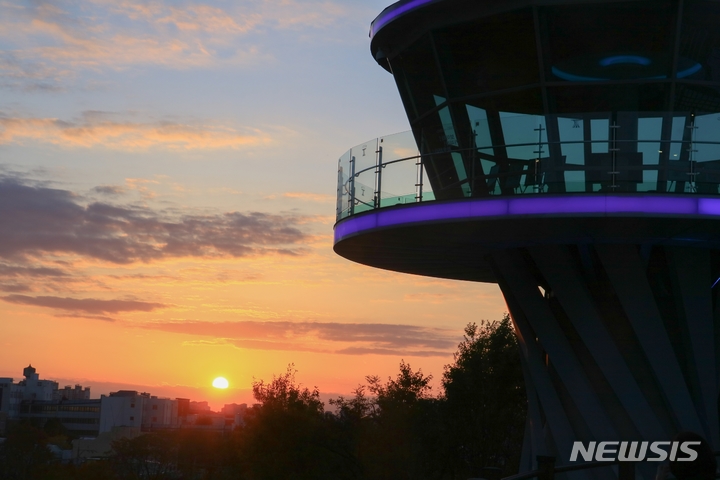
(0, 0), (506, 410)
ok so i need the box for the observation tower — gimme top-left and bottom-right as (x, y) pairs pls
(334, 0), (720, 475)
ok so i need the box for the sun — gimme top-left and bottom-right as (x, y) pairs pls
(212, 377), (229, 389)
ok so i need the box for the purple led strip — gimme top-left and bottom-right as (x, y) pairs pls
(370, 0), (437, 37)
(334, 195), (720, 243)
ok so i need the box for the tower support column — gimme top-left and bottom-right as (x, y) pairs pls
(489, 244), (719, 469)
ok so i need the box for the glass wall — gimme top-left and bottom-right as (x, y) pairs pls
(378, 0), (720, 201)
(337, 111), (720, 221)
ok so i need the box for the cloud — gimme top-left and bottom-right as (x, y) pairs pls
(0, 264), (69, 278)
(0, 0), (365, 90)
(0, 2), (269, 75)
(92, 185), (126, 195)
(0, 283), (31, 293)
(142, 320), (460, 357)
(54, 313), (116, 322)
(0, 177), (309, 264)
(404, 293), (463, 304)
(281, 192), (335, 203)
(0, 51), (71, 91)
(2, 294), (164, 314)
(155, 4), (262, 34)
(0, 113), (272, 150)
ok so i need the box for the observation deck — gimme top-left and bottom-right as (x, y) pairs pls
(334, 0), (720, 471)
(334, 114), (720, 282)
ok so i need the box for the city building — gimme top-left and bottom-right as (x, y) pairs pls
(98, 390), (146, 433)
(0, 365), (96, 436)
(19, 399), (101, 437)
(99, 390), (182, 432)
(334, 0), (720, 475)
(55, 384), (91, 401)
(0, 368), (188, 437)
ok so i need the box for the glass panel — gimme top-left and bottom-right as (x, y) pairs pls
(352, 138), (378, 213)
(669, 116), (686, 161)
(500, 112), (548, 160)
(693, 112), (720, 194)
(337, 149), (352, 220)
(467, 106), (492, 149)
(565, 171), (586, 192)
(335, 109), (720, 222)
(436, 104), (459, 147)
(390, 34), (445, 120)
(693, 113), (720, 162)
(637, 116), (662, 188)
(558, 116), (585, 165)
(379, 130), (419, 164)
(591, 119), (609, 153)
(418, 166), (435, 202)
(466, 106), (494, 184)
(378, 131), (421, 208)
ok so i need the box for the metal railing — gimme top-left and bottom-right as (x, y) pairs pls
(336, 112), (720, 222)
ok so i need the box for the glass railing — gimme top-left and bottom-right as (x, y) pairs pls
(336, 111), (720, 222)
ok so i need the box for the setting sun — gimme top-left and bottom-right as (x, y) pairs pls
(212, 377), (229, 389)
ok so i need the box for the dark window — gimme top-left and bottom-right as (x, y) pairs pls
(544, 1), (676, 82)
(676, 1), (720, 111)
(434, 9), (539, 98)
(548, 84), (669, 114)
(391, 34), (445, 121)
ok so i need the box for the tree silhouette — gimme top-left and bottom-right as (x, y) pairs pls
(236, 364), (358, 479)
(442, 314), (526, 477)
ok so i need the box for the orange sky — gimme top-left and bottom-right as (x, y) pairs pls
(0, 0), (508, 411)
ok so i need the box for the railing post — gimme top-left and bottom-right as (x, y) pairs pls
(688, 112), (698, 192)
(416, 155), (424, 202)
(375, 145), (383, 209)
(609, 121), (620, 190)
(618, 462), (635, 480)
(534, 123), (545, 193)
(537, 456), (556, 480)
(349, 154), (356, 216)
(337, 164), (343, 219)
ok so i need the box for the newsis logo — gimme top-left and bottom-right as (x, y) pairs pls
(570, 441), (701, 462)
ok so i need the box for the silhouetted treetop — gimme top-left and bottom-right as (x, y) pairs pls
(252, 363), (323, 414)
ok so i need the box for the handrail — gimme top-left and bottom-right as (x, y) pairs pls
(337, 116), (720, 222)
(351, 153), (421, 178)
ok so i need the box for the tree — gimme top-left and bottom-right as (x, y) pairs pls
(236, 364), (357, 479)
(111, 432), (178, 480)
(0, 423), (57, 480)
(251, 363), (323, 415)
(366, 360), (433, 411)
(442, 314), (526, 477)
(351, 361), (447, 480)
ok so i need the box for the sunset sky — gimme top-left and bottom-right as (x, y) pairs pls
(0, 0), (506, 409)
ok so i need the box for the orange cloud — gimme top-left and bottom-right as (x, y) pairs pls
(0, 0), (364, 85)
(146, 319), (461, 357)
(156, 5), (262, 34)
(282, 192), (335, 203)
(2, 294), (166, 317)
(0, 114), (272, 150)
